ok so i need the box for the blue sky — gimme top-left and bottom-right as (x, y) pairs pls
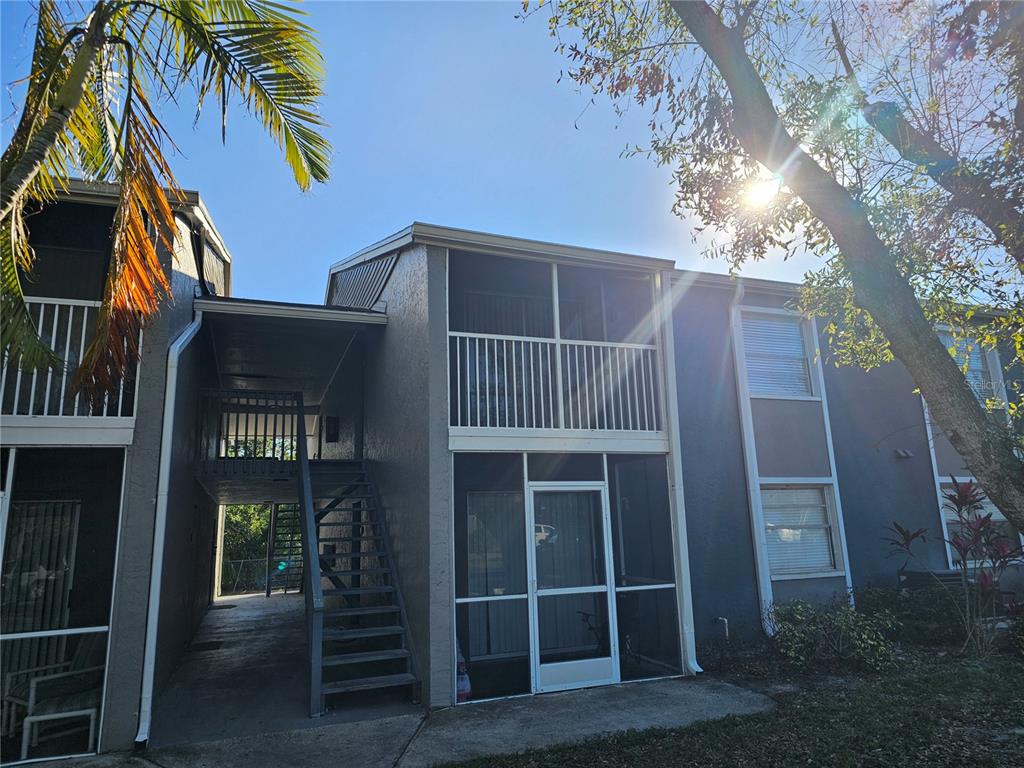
(1, 1), (815, 303)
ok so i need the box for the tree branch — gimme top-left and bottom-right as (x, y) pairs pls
(831, 20), (1024, 270)
(670, 0), (1024, 529)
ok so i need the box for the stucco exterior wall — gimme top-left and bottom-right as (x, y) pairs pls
(101, 209), (227, 750)
(822, 357), (951, 582)
(152, 330), (220, 694)
(361, 244), (452, 708)
(672, 284), (763, 641)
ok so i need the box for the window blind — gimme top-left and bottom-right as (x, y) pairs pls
(742, 314), (812, 397)
(938, 332), (992, 400)
(762, 487), (835, 574)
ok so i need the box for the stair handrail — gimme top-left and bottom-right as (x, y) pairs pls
(363, 460), (422, 704)
(294, 392), (324, 715)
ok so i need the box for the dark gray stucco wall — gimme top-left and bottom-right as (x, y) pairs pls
(822, 356), (951, 583)
(361, 244), (451, 708)
(750, 399), (831, 478)
(152, 329), (219, 694)
(316, 343), (365, 461)
(672, 284), (763, 642)
(101, 211), (228, 750)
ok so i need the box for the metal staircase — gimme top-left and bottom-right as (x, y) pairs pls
(266, 504), (304, 595)
(307, 461), (420, 711)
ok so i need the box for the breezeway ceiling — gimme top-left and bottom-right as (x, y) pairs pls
(197, 298), (382, 406)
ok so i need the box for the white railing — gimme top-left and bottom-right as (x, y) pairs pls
(0, 297), (140, 418)
(449, 332), (662, 432)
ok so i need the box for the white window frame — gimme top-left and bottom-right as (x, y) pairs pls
(736, 307), (820, 402)
(936, 475), (1024, 569)
(731, 302), (853, 634)
(760, 484), (844, 579)
(934, 325), (1007, 406)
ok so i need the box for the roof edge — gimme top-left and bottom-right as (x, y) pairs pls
(327, 222), (677, 276)
(55, 179), (233, 265)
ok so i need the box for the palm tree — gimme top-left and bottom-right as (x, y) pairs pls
(1, 0), (330, 392)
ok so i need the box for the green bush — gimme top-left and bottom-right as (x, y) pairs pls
(768, 600), (897, 673)
(856, 585), (964, 647)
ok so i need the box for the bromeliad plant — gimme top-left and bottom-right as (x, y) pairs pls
(1, 0), (330, 395)
(885, 478), (1023, 656)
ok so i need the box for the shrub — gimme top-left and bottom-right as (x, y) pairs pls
(856, 585), (964, 646)
(1007, 602), (1024, 659)
(885, 478), (1024, 657)
(768, 600), (897, 673)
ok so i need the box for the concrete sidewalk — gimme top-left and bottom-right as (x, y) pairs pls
(44, 677), (772, 768)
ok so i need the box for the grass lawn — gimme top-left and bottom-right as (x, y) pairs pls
(443, 655), (1024, 768)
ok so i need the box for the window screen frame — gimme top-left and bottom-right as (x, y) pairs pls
(759, 484), (845, 579)
(938, 477), (1024, 568)
(935, 327), (1004, 405)
(737, 308), (819, 401)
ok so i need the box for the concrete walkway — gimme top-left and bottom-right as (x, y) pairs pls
(151, 593), (416, 746)
(43, 677), (772, 768)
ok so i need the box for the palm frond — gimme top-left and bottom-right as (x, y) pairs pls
(1, 211), (62, 373)
(141, 0), (331, 189)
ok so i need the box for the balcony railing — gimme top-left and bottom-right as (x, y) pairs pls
(0, 297), (140, 419)
(449, 332), (662, 432)
(195, 389), (318, 476)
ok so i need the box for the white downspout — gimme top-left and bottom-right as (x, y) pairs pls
(134, 310), (203, 747)
(657, 270), (702, 675)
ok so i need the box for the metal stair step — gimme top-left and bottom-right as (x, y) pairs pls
(322, 648), (410, 666)
(323, 625), (404, 640)
(323, 605), (400, 617)
(322, 585), (395, 596)
(318, 536), (383, 543)
(322, 673), (417, 695)
(319, 550), (387, 559)
(318, 567), (390, 577)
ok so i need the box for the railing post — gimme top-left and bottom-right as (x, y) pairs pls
(551, 264), (565, 428)
(294, 392), (324, 716)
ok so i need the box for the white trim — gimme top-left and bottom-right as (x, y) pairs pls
(656, 271), (701, 674)
(134, 312), (204, 747)
(449, 430), (668, 454)
(193, 297), (387, 325)
(770, 570), (848, 582)
(96, 448), (128, 754)
(329, 222), (674, 276)
(730, 292), (775, 628)
(526, 481), (620, 693)
(0, 625), (109, 641)
(454, 593), (528, 603)
(0, 417), (136, 446)
(808, 317), (854, 598)
(730, 300), (853, 624)
(749, 394), (822, 403)
(920, 399), (955, 568)
(614, 583), (675, 592)
(0, 447), (16, 570)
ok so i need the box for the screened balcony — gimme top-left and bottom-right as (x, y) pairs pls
(0, 297), (140, 420)
(447, 251), (664, 441)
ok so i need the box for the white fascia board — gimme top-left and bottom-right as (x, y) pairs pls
(0, 416), (135, 446)
(328, 222), (676, 277)
(194, 297), (387, 325)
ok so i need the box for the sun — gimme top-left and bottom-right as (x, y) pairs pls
(743, 174), (783, 209)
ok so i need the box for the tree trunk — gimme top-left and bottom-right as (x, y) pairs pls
(0, 12), (105, 220)
(670, 1), (1024, 530)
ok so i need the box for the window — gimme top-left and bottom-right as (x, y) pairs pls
(941, 483), (1022, 566)
(761, 487), (837, 576)
(741, 313), (813, 397)
(937, 331), (994, 401)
